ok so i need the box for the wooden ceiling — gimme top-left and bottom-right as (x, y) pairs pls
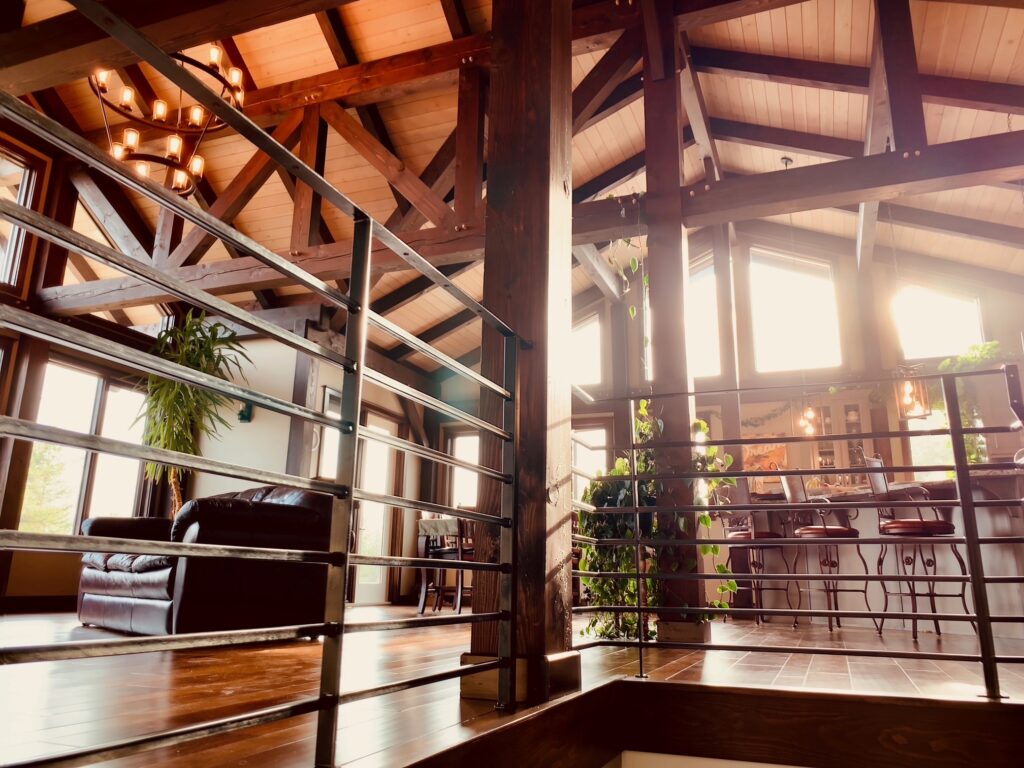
(8, 0), (1024, 375)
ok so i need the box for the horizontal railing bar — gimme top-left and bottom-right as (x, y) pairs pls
(985, 576), (1024, 583)
(349, 553), (501, 572)
(364, 368), (510, 440)
(352, 489), (508, 527)
(631, 463), (1020, 480)
(572, 605), (980, 622)
(0, 200), (355, 372)
(0, 530), (333, 563)
(0, 623), (332, 665)
(573, 570), (971, 583)
(367, 310), (510, 398)
(577, 367), (1012, 404)
(574, 639), (983, 664)
(0, 91), (357, 314)
(0, 305), (338, 431)
(0, 417), (347, 497)
(336, 659), (502, 705)
(576, 500), (1024, 514)
(344, 612), (504, 633)
(3, 696), (324, 768)
(575, 535), (971, 547)
(359, 430), (510, 483)
(586, 425), (1019, 452)
(995, 657), (1024, 663)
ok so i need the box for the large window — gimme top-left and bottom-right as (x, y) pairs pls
(687, 266), (721, 379)
(450, 433), (481, 510)
(571, 314), (603, 387)
(19, 362), (145, 534)
(749, 250), (842, 373)
(891, 284), (984, 361)
(573, 426), (609, 502)
(0, 147), (35, 285)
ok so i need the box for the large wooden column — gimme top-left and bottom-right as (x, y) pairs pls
(642, 0), (703, 640)
(468, 0), (577, 703)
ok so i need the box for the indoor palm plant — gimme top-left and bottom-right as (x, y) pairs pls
(140, 310), (249, 515)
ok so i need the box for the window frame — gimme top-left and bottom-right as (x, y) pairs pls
(890, 279), (987, 364)
(571, 310), (606, 390)
(0, 133), (50, 299)
(19, 356), (147, 535)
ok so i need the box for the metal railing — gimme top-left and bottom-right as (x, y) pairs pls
(0, 7), (518, 764)
(571, 366), (1024, 699)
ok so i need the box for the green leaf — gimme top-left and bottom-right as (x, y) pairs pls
(628, 305), (638, 320)
(643, 274), (650, 287)
(630, 255), (640, 273)
(715, 563), (729, 575)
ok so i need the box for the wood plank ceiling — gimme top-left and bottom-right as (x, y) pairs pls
(11, 0), (1024, 373)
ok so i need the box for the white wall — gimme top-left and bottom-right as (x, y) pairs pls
(191, 339), (297, 498)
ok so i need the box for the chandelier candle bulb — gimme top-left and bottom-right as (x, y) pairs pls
(95, 69), (111, 92)
(122, 128), (140, 152)
(209, 45), (223, 69)
(152, 99), (168, 121)
(110, 142), (125, 161)
(172, 170), (189, 190)
(166, 134), (183, 161)
(188, 105), (204, 127)
(228, 67), (243, 88)
(119, 86), (135, 110)
(134, 161), (149, 179)
(188, 155), (205, 179)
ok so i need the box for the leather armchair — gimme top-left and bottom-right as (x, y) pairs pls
(77, 486), (332, 635)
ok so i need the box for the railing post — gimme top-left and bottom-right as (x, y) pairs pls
(497, 333), (518, 710)
(627, 399), (647, 678)
(941, 374), (1002, 700)
(1003, 363), (1024, 426)
(315, 213), (373, 765)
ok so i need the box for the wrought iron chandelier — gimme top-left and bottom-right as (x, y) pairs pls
(89, 45), (245, 197)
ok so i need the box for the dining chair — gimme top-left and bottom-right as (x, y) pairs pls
(718, 509), (796, 625)
(865, 454), (973, 640)
(782, 473), (875, 632)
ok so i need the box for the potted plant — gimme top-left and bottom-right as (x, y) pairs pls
(140, 310), (249, 515)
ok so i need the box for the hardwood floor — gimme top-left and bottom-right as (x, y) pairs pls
(1, 608), (1021, 766)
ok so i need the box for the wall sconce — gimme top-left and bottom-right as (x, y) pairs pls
(237, 401), (254, 423)
(895, 367), (931, 420)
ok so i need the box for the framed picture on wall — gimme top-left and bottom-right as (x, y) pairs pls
(743, 437), (788, 493)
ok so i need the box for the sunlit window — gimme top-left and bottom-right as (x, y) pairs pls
(892, 285), (984, 361)
(573, 427), (609, 501)
(450, 433), (480, 510)
(317, 389), (343, 480)
(749, 250), (842, 373)
(0, 148), (33, 285)
(571, 314), (603, 386)
(20, 363), (144, 534)
(687, 266), (721, 379)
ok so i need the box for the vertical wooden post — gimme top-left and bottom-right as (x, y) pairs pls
(642, 0), (703, 641)
(468, 0), (578, 704)
(455, 65), (486, 227)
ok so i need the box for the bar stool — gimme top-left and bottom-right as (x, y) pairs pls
(719, 511), (795, 624)
(865, 455), (973, 640)
(781, 474), (875, 632)
(434, 518), (474, 614)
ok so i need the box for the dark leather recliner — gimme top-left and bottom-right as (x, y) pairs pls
(77, 486), (332, 635)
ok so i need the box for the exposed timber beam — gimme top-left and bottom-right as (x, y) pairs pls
(711, 117), (861, 159)
(579, 73), (643, 133)
(69, 168), (153, 261)
(679, 128), (1024, 227)
(440, 0), (473, 39)
(165, 111), (304, 268)
(0, 1), (24, 32)
(384, 132), (457, 233)
(290, 105), (328, 252)
(572, 243), (625, 302)
(689, 45), (1024, 117)
(678, 32), (721, 179)
(454, 66), (487, 227)
(838, 202), (1024, 253)
(38, 194), (646, 316)
(573, 152), (647, 203)
(320, 101), (456, 228)
(388, 309), (477, 361)
(316, 7), (411, 216)
(572, 27), (642, 134)
(0, 0), (359, 95)
(373, 262), (477, 316)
